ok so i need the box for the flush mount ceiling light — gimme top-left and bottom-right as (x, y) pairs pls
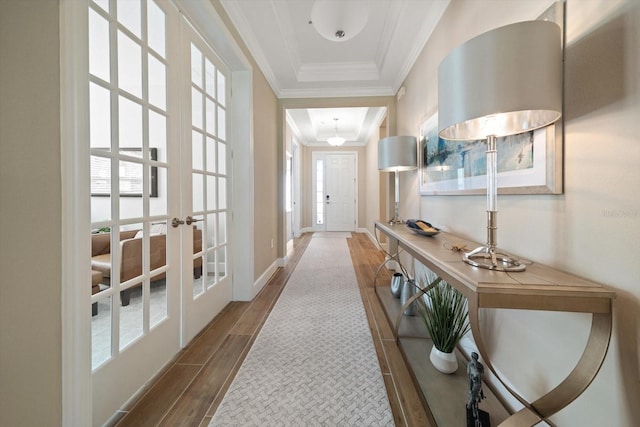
(327, 118), (346, 146)
(310, 0), (369, 42)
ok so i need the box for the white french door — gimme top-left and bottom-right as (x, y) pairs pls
(87, 1), (232, 424)
(88, 1), (181, 424)
(312, 152), (357, 232)
(180, 21), (232, 345)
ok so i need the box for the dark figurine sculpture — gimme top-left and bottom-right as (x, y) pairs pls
(467, 352), (486, 427)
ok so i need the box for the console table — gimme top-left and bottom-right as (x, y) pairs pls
(374, 221), (615, 427)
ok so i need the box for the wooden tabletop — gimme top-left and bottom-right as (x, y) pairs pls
(375, 221), (615, 314)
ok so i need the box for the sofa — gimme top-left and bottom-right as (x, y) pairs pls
(91, 226), (202, 306)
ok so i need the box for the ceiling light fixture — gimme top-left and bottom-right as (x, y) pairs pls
(327, 118), (346, 146)
(310, 0), (369, 42)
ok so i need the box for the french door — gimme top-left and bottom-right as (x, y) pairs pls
(87, 1), (231, 424)
(180, 21), (232, 345)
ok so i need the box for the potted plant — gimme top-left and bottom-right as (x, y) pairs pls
(416, 274), (471, 374)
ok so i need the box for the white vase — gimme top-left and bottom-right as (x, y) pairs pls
(429, 346), (458, 374)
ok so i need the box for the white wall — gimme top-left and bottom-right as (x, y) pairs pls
(396, 0), (640, 425)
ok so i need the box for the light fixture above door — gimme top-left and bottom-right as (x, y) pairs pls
(327, 118), (346, 146)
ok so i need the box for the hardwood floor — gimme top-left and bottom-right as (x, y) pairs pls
(109, 232), (431, 427)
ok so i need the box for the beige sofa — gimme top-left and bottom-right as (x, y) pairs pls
(91, 227), (202, 306)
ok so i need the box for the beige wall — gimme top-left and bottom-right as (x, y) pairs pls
(364, 122), (383, 237)
(0, 1), (62, 425)
(212, 1), (279, 280)
(251, 71), (279, 276)
(396, 0), (640, 424)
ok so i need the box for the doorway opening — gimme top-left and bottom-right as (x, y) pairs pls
(282, 105), (388, 243)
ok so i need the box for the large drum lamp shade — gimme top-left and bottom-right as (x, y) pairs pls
(378, 135), (417, 224)
(439, 20), (562, 141)
(378, 136), (417, 172)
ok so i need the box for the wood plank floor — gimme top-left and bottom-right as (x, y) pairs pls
(109, 232), (432, 427)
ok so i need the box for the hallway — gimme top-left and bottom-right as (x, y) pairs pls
(108, 232), (431, 426)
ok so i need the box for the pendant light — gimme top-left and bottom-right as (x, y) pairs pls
(327, 117), (346, 146)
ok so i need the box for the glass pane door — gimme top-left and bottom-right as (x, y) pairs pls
(88, 1), (180, 424)
(181, 21), (232, 344)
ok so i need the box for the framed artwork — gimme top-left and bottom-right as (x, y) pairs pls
(419, 113), (562, 195)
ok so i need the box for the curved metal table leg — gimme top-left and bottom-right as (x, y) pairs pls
(372, 225), (401, 289)
(468, 298), (613, 426)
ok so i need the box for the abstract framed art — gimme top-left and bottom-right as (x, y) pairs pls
(418, 113), (562, 195)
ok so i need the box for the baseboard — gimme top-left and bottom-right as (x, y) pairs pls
(277, 256), (288, 267)
(253, 259), (279, 297)
(362, 228), (378, 246)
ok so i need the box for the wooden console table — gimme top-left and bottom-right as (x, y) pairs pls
(374, 221), (615, 427)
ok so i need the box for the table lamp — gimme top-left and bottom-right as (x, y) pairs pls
(378, 135), (418, 224)
(438, 20), (562, 271)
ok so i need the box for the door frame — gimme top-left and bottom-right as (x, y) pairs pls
(278, 102), (394, 263)
(292, 141), (301, 238)
(60, 0), (254, 424)
(311, 151), (358, 232)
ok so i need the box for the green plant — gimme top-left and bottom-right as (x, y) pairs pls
(416, 276), (471, 353)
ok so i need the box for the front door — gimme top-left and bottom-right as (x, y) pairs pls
(312, 152), (356, 232)
(326, 153), (356, 231)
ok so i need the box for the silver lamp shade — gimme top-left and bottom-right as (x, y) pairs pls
(437, 20), (562, 271)
(439, 20), (562, 140)
(378, 136), (418, 172)
(378, 135), (417, 224)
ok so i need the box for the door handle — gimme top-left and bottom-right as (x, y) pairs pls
(171, 218), (185, 228)
(186, 216), (201, 226)
(326, 194), (330, 204)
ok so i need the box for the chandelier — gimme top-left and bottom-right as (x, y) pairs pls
(327, 118), (346, 146)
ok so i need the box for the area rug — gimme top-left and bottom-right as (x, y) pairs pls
(312, 231), (353, 238)
(209, 236), (394, 426)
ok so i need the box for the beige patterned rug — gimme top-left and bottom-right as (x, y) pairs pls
(210, 235), (394, 426)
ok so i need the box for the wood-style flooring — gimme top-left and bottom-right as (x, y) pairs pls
(108, 232), (432, 427)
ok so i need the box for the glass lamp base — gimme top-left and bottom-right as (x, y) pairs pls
(463, 245), (526, 272)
